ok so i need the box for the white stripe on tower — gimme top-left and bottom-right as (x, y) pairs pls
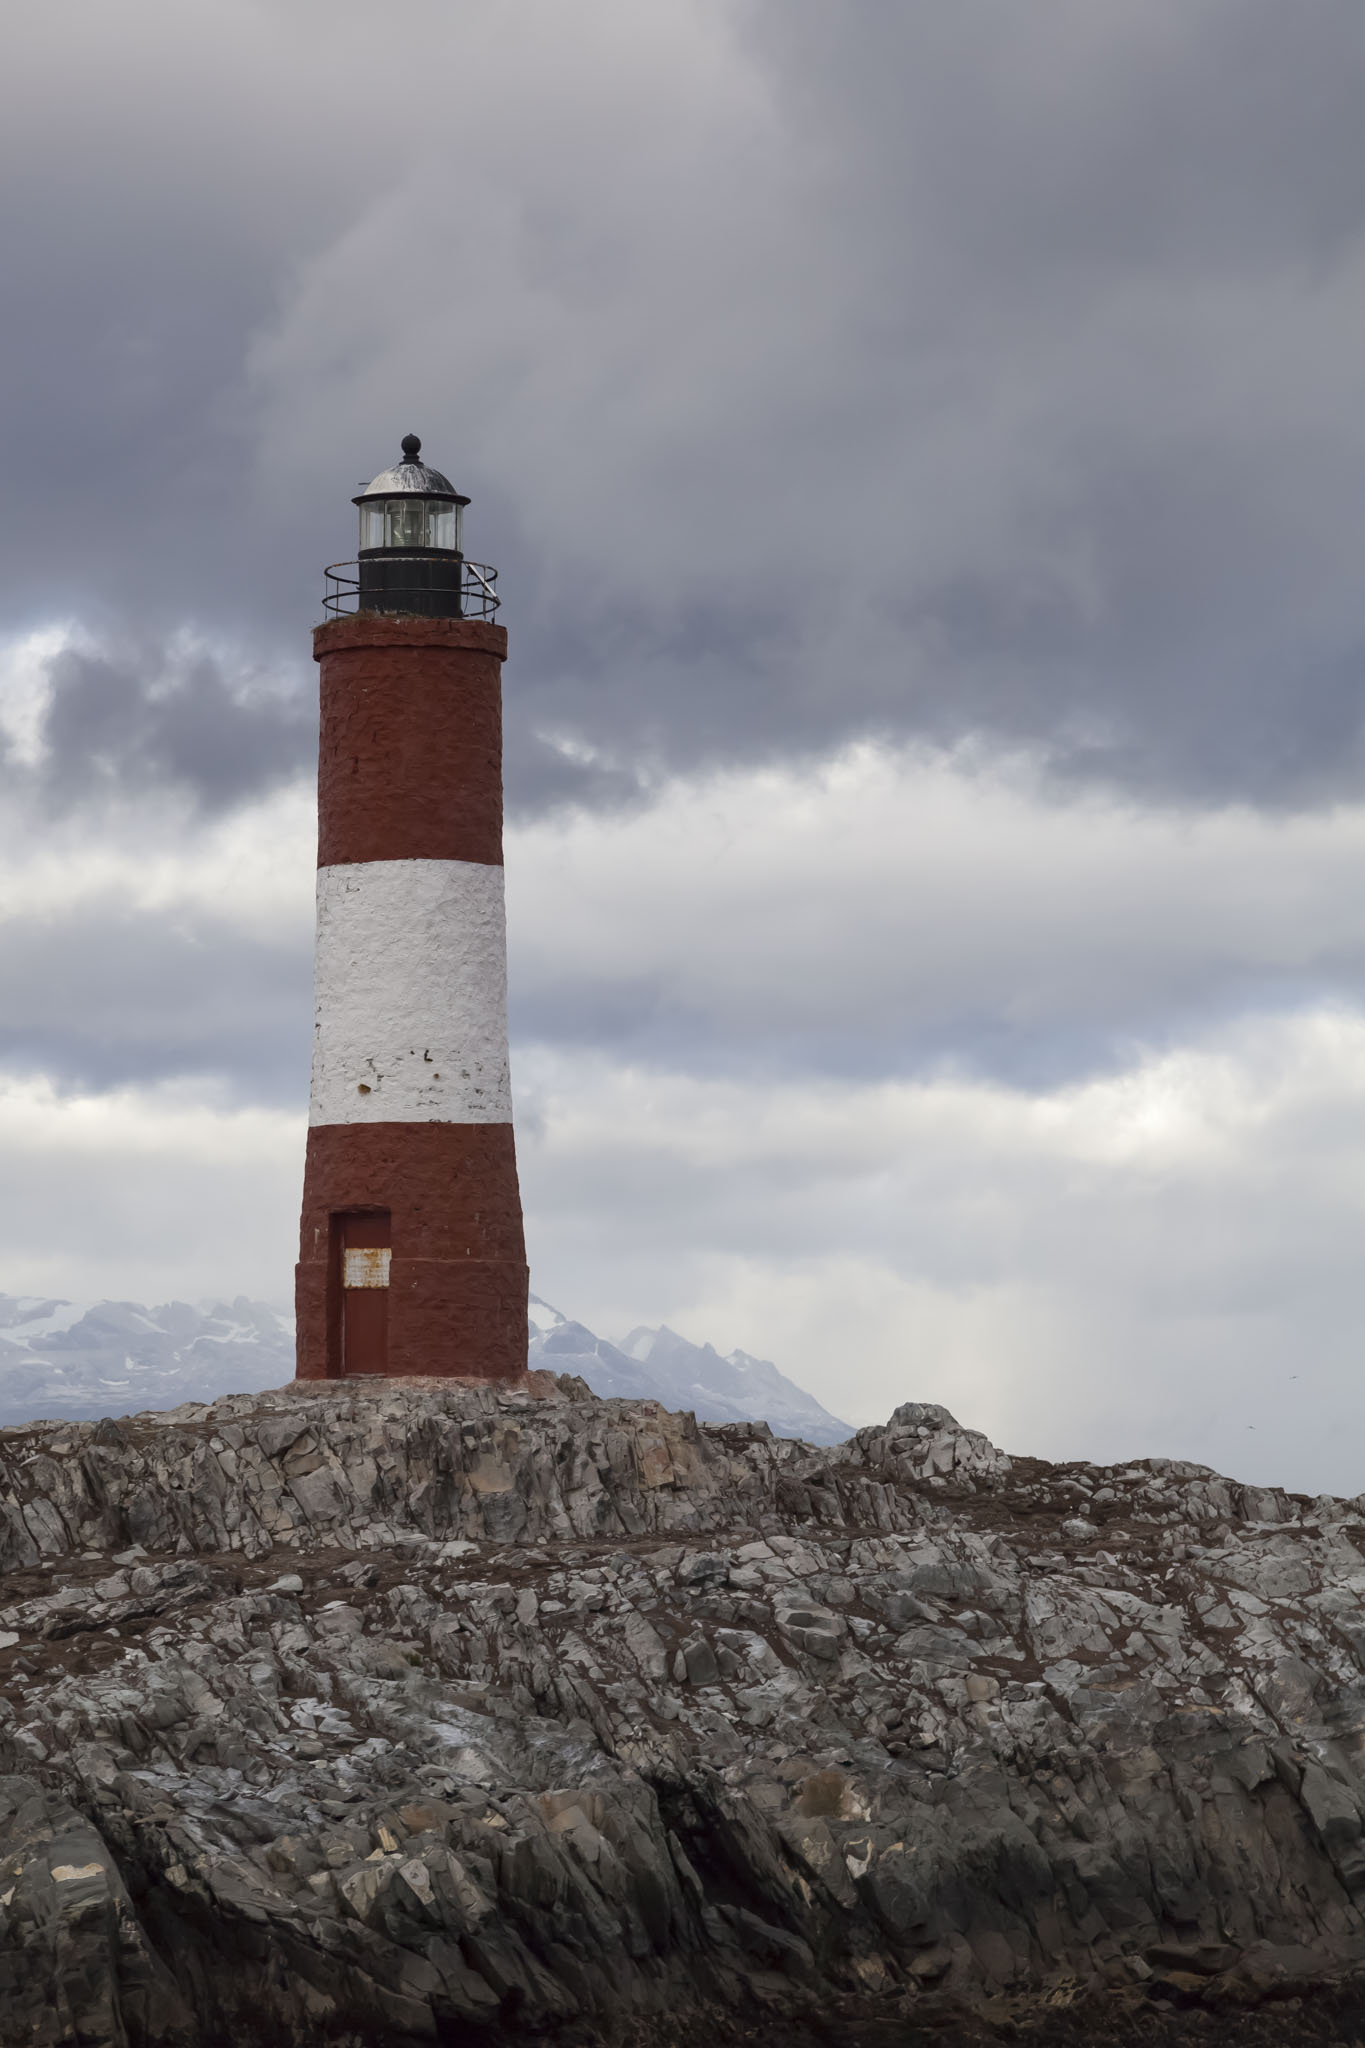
(309, 858), (512, 1127)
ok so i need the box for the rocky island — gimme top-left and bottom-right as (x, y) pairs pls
(4, 1376), (1365, 2044)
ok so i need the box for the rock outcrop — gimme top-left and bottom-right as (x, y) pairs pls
(4, 1377), (1365, 2043)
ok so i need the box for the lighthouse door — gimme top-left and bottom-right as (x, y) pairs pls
(339, 1211), (391, 1375)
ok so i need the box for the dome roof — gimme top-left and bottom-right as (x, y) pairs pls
(353, 435), (468, 504)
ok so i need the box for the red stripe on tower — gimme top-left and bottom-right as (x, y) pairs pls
(294, 437), (528, 1382)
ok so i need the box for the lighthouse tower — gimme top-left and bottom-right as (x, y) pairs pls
(295, 437), (528, 1382)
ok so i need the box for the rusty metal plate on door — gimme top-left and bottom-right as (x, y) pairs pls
(343, 1247), (391, 1289)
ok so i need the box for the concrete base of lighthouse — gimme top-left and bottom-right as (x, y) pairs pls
(295, 1123), (528, 1381)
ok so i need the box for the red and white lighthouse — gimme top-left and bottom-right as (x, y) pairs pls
(295, 436), (528, 1382)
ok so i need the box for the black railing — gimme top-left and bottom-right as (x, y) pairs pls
(323, 556), (501, 620)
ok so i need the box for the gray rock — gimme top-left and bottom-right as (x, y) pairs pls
(3, 1375), (1365, 2042)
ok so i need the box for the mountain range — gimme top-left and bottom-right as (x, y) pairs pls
(0, 1292), (851, 1444)
(526, 1296), (850, 1443)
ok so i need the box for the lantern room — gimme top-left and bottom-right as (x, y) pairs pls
(350, 433), (472, 619)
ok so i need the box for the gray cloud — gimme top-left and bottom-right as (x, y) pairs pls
(8, 0), (1365, 1098)
(10, 721), (1365, 1115)
(3, 2), (1365, 811)
(29, 643), (314, 814)
(0, 908), (309, 1102)
(502, 756), (1365, 1088)
(7, 0), (1365, 1480)
(514, 1008), (1365, 1496)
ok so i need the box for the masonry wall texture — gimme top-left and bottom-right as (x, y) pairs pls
(5, 1378), (1365, 2044)
(314, 614), (508, 870)
(297, 610), (526, 1385)
(309, 859), (512, 1127)
(296, 1128), (526, 1381)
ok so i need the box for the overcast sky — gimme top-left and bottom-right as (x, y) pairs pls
(6, 0), (1365, 1491)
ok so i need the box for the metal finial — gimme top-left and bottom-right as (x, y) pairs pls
(401, 433), (421, 461)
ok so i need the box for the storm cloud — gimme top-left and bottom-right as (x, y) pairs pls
(30, 642), (314, 814)
(3, 2), (1365, 806)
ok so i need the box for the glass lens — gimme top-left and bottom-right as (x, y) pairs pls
(385, 499), (423, 548)
(362, 497), (456, 548)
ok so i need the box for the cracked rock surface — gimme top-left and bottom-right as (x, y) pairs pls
(4, 1376), (1365, 2042)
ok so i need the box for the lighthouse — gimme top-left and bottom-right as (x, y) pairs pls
(294, 437), (528, 1382)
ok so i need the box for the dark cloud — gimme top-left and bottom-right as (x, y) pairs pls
(503, 726), (649, 821)
(15, 643), (314, 815)
(6, 0), (1365, 818)
(14, 632), (652, 825)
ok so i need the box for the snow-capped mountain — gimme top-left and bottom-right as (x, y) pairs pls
(0, 1295), (296, 1430)
(0, 1290), (851, 1445)
(529, 1296), (851, 1445)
